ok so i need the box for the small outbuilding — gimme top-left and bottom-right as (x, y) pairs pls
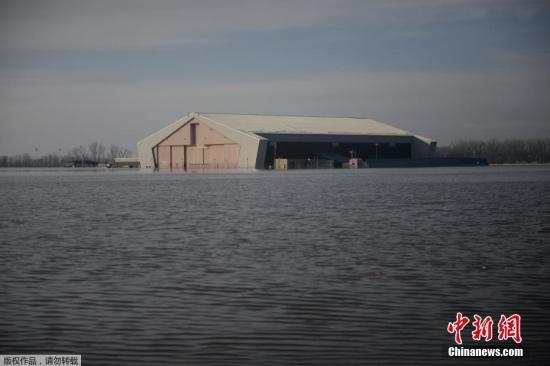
(68, 159), (99, 168)
(113, 157), (140, 168)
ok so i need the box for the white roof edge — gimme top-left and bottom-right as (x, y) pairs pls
(197, 112), (432, 139)
(197, 114), (267, 141)
(413, 133), (436, 144)
(195, 111), (374, 119)
(137, 113), (193, 146)
(139, 112), (436, 145)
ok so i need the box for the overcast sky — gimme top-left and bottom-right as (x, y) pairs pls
(1, 0), (549, 155)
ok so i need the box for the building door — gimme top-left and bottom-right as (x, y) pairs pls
(190, 124), (197, 145)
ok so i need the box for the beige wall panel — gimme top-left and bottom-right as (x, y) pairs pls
(158, 117), (195, 146)
(204, 145), (223, 166)
(183, 144), (241, 167)
(197, 123), (234, 145)
(171, 146), (185, 168)
(158, 118), (236, 148)
(158, 146), (171, 169)
(202, 144), (240, 167)
(223, 144), (240, 165)
(187, 147), (203, 165)
(159, 125), (188, 147)
(139, 113), (264, 169)
(196, 115), (264, 169)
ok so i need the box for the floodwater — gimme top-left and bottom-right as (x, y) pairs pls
(0, 166), (549, 365)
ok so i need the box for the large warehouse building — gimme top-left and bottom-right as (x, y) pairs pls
(137, 112), (436, 170)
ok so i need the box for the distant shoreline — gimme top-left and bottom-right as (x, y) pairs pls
(490, 163), (550, 166)
(1, 163), (550, 170)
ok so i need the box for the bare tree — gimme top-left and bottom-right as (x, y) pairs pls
(0, 142), (133, 167)
(22, 153), (32, 167)
(437, 138), (550, 164)
(107, 144), (133, 161)
(97, 143), (106, 163)
(89, 142), (99, 162)
(69, 145), (88, 161)
(108, 144), (121, 162)
(120, 148), (133, 158)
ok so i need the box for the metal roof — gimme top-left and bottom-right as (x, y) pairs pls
(198, 113), (417, 137)
(114, 157), (140, 163)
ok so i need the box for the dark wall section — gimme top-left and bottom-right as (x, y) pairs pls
(264, 142), (411, 168)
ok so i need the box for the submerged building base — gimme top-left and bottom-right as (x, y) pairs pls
(363, 157), (488, 168)
(272, 157), (488, 170)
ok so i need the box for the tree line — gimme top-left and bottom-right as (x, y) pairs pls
(436, 138), (550, 164)
(2, 139), (549, 167)
(0, 143), (134, 167)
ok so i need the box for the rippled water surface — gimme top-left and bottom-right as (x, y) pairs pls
(1, 166), (549, 365)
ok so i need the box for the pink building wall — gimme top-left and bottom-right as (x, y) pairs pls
(156, 118), (240, 169)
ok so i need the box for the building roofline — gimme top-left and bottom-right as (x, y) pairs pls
(137, 114), (194, 145)
(193, 112), (373, 119)
(197, 114), (267, 141)
(195, 112), (435, 143)
(138, 112), (436, 147)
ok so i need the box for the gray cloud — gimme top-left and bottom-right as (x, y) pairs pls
(1, 67), (548, 154)
(0, 0), (548, 155)
(0, 0), (545, 49)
